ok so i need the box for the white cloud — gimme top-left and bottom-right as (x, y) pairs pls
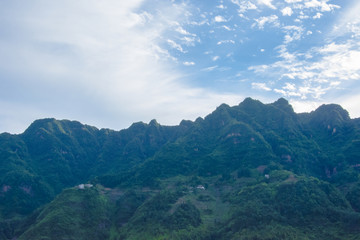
(298, 13), (310, 20)
(329, 81), (341, 87)
(231, 0), (257, 13)
(249, 37), (360, 100)
(274, 82), (302, 97)
(257, 0), (276, 10)
(222, 25), (233, 31)
(252, 82), (272, 91)
(248, 64), (269, 73)
(313, 12), (323, 19)
(214, 15), (228, 22)
(137, 11), (153, 24)
(212, 56), (220, 61)
(247, 2), (360, 102)
(304, 0), (340, 12)
(282, 25), (304, 44)
(167, 39), (186, 53)
(331, 1), (360, 38)
(227, 52), (234, 57)
(281, 7), (293, 16)
(318, 42), (349, 53)
(275, 88), (302, 97)
(176, 26), (193, 35)
(190, 19), (209, 26)
(183, 61), (195, 66)
(252, 15), (279, 29)
(309, 45), (360, 81)
(276, 45), (297, 61)
(285, 0), (303, 3)
(284, 82), (297, 91)
(217, 40), (236, 45)
(180, 36), (197, 46)
(201, 65), (218, 71)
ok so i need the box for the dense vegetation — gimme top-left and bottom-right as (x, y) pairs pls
(0, 98), (360, 239)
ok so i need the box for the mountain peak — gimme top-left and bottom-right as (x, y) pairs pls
(23, 118), (61, 135)
(216, 103), (230, 110)
(273, 97), (289, 106)
(149, 119), (159, 126)
(240, 97), (262, 105)
(310, 104), (350, 128)
(23, 118), (94, 137)
(238, 97), (264, 111)
(271, 98), (295, 114)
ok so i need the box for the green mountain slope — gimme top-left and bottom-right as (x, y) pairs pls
(0, 98), (360, 239)
(19, 186), (111, 240)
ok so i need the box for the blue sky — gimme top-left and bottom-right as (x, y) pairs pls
(1, 0), (360, 133)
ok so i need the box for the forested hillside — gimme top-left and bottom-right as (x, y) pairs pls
(1, 98), (360, 239)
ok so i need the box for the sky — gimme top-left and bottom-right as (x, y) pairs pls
(1, 0), (360, 133)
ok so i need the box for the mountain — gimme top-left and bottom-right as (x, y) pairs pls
(0, 98), (360, 239)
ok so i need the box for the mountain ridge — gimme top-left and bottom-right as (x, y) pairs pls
(1, 98), (360, 239)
